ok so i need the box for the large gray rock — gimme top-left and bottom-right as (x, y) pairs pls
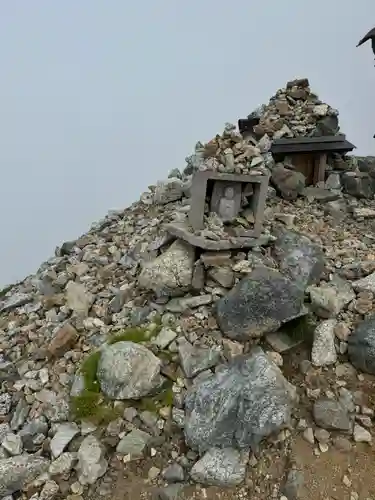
(138, 240), (195, 297)
(153, 178), (185, 204)
(341, 172), (374, 199)
(0, 455), (50, 497)
(184, 347), (297, 453)
(271, 165), (306, 200)
(313, 398), (352, 431)
(348, 315), (375, 374)
(190, 447), (246, 486)
(272, 228), (325, 289)
(97, 342), (161, 399)
(215, 267), (305, 340)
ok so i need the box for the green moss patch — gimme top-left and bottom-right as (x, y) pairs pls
(70, 391), (120, 425)
(107, 324), (162, 345)
(80, 351), (101, 393)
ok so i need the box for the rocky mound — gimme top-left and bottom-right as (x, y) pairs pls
(1, 78), (375, 500)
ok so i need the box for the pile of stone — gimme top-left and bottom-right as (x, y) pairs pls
(1, 78), (375, 500)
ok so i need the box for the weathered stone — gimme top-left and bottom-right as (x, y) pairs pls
(353, 424), (372, 443)
(0, 293), (33, 314)
(153, 178), (185, 204)
(138, 240), (195, 297)
(162, 462), (185, 483)
(282, 468), (304, 500)
(352, 272), (375, 294)
(153, 327), (177, 349)
(116, 429), (151, 459)
(201, 252), (232, 267)
(166, 294), (213, 313)
(271, 165), (306, 200)
(178, 338), (221, 378)
(311, 320), (337, 367)
(308, 278), (355, 318)
(190, 448), (246, 486)
(184, 347), (297, 453)
(49, 452), (77, 476)
(348, 315), (375, 374)
(215, 267), (305, 340)
(1, 432), (23, 456)
(97, 342), (161, 400)
(207, 267), (234, 288)
(48, 323), (78, 358)
(165, 222), (271, 251)
(272, 228), (325, 289)
(50, 422), (79, 458)
(65, 281), (93, 317)
(0, 394), (11, 416)
(10, 399), (29, 431)
(341, 172), (374, 199)
(76, 434), (108, 485)
(0, 455), (50, 497)
(313, 399), (352, 431)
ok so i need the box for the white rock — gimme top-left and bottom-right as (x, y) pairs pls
(311, 320), (337, 367)
(353, 424), (372, 444)
(49, 452), (77, 476)
(76, 434), (108, 485)
(353, 272), (375, 294)
(138, 240), (195, 296)
(152, 327), (177, 349)
(98, 341), (161, 400)
(65, 281), (93, 317)
(1, 433), (23, 456)
(50, 422), (79, 458)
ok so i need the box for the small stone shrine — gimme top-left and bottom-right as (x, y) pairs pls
(165, 170), (269, 250)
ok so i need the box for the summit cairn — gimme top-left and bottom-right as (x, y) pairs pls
(1, 78), (375, 499)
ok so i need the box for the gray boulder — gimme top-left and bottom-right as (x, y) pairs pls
(0, 455), (50, 497)
(348, 315), (375, 374)
(215, 267), (305, 340)
(138, 240), (195, 297)
(153, 178), (185, 204)
(272, 228), (325, 289)
(341, 172), (374, 199)
(184, 347), (297, 453)
(97, 342), (161, 399)
(271, 165), (306, 200)
(190, 448), (246, 486)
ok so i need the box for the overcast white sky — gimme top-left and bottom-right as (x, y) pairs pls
(1, 1), (375, 287)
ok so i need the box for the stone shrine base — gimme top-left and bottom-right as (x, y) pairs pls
(164, 222), (272, 250)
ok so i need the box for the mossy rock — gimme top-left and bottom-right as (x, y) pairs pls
(71, 323), (172, 422)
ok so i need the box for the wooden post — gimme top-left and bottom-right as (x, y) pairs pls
(313, 153), (327, 185)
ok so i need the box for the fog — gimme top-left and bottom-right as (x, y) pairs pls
(1, 1), (374, 286)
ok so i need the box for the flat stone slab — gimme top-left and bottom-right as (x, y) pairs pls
(164, 222), (271, 250)
(265, 331), (304, 353)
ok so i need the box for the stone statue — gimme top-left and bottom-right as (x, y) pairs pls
(218, 186), (237, 222)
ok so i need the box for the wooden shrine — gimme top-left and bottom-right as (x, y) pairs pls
(270, 135), (356, 185)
